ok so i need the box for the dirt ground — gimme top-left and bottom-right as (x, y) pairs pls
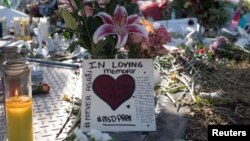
(185, 60), (250, 141)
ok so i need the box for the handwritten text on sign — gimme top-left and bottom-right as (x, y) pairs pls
(81, 59), (156, 132)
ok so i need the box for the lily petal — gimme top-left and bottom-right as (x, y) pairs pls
(127, 15), (140, 24)
(113, 5), (127, 27)
(125, 24), (148, 38)
(95, 12), (114, 25)
(115, 33), (128, 49)
(93, 5), (147, 49)
(93, 24), (115, 43)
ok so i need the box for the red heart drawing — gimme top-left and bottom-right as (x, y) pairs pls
(92, 74), (135, 111)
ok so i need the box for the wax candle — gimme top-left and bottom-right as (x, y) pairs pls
(2, 60), (33, 141)
(22, 17), (31, 41)
(39, 17), (48, 42)
(5, 94), (33, 141)
(13, 17), (22, 40)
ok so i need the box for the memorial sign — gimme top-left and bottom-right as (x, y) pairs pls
(81, 59), (156, 132)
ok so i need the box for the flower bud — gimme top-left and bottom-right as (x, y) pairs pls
(61, 8), (78, 30)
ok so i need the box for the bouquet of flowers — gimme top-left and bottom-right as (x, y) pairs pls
(58, 0), (149, 58)
(125, 18), (171, 58)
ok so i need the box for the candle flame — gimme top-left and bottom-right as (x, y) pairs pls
(15, 89), (18, 96)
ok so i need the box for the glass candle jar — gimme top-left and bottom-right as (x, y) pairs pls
(2, 59), (34, 141)
(0, 46), (20, 77)
(0, 46), (20, 101)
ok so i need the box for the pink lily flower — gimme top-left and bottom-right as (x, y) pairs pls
(93, 5), (148, 49)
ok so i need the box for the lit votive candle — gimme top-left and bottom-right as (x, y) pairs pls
(2, 60), (33, 141)
(5, 90), (33, 141)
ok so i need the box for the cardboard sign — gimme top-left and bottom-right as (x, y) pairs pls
(81, 59), (156, 132)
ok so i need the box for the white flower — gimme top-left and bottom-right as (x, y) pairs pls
(74, 128), (88, 141)
(87, 129), (103, 141)
(101, 133), (112, 141)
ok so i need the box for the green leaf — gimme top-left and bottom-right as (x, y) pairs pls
(63, 133), (76, 141)
(74, 0), (83, 10)
(124, 3), (139, 15)
(105, 0), (121, 15)
(91, 36), (117, 58)
(87, 16), (102, 37)
(63, 31), (73, 39)
(91, 40), (107, 57)
(66, 41), (81, 53)
(60, 9), (78, 30)
(3, 0), (10, 8)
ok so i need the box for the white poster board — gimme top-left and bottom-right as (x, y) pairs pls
(154, 17), (198, 35)
(81, 59), (156, 132)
